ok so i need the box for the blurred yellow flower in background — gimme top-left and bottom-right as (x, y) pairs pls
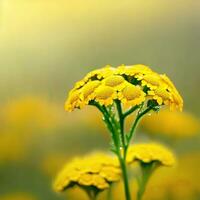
(0, 96), (66, 162)
(142, 165), (199, 200)
(141, 109), (199, 138)
(53, 152), (121, 198)
(2, 96), (63, 130)
(0, 132), (26, 162)
(0, 193), (36, 200)
(178, 152), (200, 193)
(126, 143), (176, 166)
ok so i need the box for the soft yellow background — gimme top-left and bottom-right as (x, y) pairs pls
(0, 0), (199, 112)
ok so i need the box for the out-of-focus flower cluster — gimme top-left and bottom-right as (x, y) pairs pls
(126, 143), (175, 166)
(54, 152), (121, 191)
(0, 96), (64, 162)
(141, 109), (199, 139)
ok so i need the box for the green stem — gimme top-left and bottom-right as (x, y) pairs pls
(92, 102), (154, 200)
(92, 102), (119, 151)
(104, 106), (121, 151)
(119, 155), (131, 200)
(115, 100), (126, 149)
(137, 185), (145, 200)
(123, 105), (140, 118)
(137, 175), (149, 200)
(136, 163), (155, 200)
(107, 184), (113, 200)
(127, 107), (152, 144)
(85, 189), (98, 200)
(115, 101), (131, 200)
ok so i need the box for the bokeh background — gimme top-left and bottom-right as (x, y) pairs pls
(0, 0), (199, 200)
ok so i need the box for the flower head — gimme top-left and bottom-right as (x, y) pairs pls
(53, 152), (121, 192)
(126, 143), (176, 167)
(65, 64), (183, 111)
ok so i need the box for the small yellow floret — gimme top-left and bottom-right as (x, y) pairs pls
(137, 73), (162, 90)
(160, 74), (183, 111)
(80, 80), (101, 105)
(84, 65), (115, 82)
(148, 87), (172, 106)
(118, 83), (146, 107)
(65, 89), (81, 111)
(103, 75), (126, 91)
(95, 85), (117, 106)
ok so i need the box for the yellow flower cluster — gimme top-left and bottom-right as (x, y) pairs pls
(126, 143), (175, 166)
(53, 153), (121, 192)
(65, 64), (183, 111)
(141, 109), (199, 138)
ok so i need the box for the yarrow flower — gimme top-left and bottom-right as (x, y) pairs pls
(65, 64), (183, 112)
(126, 143), (176, 167)
(53, 152), (121, 194)
(63, 64), (183, 200)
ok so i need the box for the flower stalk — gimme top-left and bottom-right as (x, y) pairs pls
(136, 163), (156, 200)
(94, 100), (155, 200)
